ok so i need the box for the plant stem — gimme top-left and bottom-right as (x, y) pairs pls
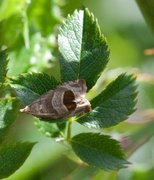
(67, 117), (74, 142)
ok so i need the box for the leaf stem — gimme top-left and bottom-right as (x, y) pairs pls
(67, 117), (74, 142)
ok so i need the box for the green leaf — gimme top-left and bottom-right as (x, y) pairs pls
(10, 84), (40, 107)
(11, 72), (60, 106)
(0, 50), (8, 84)
(0, 142), (35, 179)
(71, 133), (128, 170)
(34, 120), (62, 138)
(0, 96), (19, 144)
(12, 72), (59, 95)
(58, 8), (109, 90)
(77, 74), (137, 128)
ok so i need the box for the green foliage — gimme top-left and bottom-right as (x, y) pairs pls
(0, 96), (19, 144)
(11, 72), (59, 106)
(35, 120), (63, 137)
(0, 0), (61, 49)
(0, 0), (61, 81)
(0, 0), (24, 48)
(0, 50), (8, 84)
(0, 0), (26, 21)
(0, 142), (35, 179)
(0, 5), (138, 178)
(27, 0), (61, 36)
(71, 133), (128, 170)
(0, 50), (19, 144)
(8, 33), (57, 76)
(58, 9), (109, 90)
(77, 74), (137, 128)
(9, 8), (137, 172)
(12, 73), (59, 95)
(0, 50), (36, 178)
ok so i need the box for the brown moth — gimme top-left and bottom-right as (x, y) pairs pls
(20, 79), (91, 120)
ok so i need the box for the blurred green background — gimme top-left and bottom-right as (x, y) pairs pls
(0, 0), (154, 179)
